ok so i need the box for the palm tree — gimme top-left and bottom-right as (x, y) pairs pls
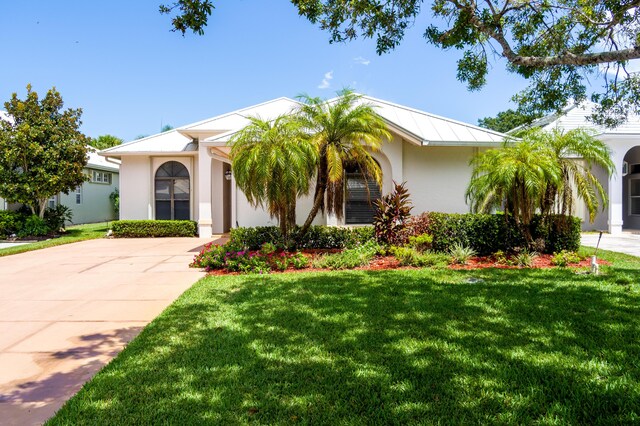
(295, 89), (391, 236)
(527, 128), (614, 221)
(229, 114), (317, 241)
(466, 138), (560, 241)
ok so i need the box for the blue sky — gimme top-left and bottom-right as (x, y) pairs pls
(0, 0), (531, 141)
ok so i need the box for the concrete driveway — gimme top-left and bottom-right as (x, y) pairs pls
(581, 232), (640, 258)
(0, 237), (223, 425)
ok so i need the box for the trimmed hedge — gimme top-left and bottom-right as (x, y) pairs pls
(229, 225), (375, 250)
(111, 220), (197, 238)
(425, 213), (580, 255)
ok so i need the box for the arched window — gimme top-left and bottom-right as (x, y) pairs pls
(155, 161), (190, 220)
(345, 163), (381, 224)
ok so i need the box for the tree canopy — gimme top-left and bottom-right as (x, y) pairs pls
(477, 109), (542, 134)
(0, 85), (89, 217)
(91, 134), (123, 150)
(161, 0), (640, 127)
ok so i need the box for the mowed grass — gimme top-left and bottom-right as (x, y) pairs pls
(48, 249), (640, 425)
(0, 222), (109, 257)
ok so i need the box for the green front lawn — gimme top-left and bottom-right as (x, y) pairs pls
(48, 250), (640, 424)
(0, 222), (109, 257)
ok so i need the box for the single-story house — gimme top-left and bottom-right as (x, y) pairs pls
(101, 95), (639, 237)
(534, 103), (640, 233)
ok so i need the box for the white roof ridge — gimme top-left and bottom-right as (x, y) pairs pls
(181, 96), (300, 130)
(100, 128), (184, 153)
(359, 94), (510, 138)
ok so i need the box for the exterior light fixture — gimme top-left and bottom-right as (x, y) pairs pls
(224, 170), (232, 181)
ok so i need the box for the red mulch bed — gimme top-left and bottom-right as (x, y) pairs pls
(204, 251), (610, 276)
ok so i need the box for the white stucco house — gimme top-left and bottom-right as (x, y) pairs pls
(535, 103), (640, 234)
(101, 95), (640, 238)
(101, 96), (508, 238)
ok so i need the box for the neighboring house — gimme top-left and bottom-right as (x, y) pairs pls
(101, 96), (508, 238)
(534, 103), (640, 233)
(53, 148), (120, 224)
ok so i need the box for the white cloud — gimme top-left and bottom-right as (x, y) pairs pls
(318, 71), (333, 89)
(353, 56), (370, 66)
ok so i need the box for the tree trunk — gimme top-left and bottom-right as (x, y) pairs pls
(299, 148), (328, 239)
(38, 199), (47, 219)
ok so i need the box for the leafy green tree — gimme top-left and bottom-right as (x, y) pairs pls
(466, 138), (559, 242)
(161, 1), (640, 127)
(0, 85), (89, 218)
(295, 89), (391, 235)
(466, 128), (614, 243)
(91, 134), (123, 150)
(478, 109), (542, 134)
(229, 115), (317, 241)
(527, 128), (614, 222)
(161, 124), (174, 132)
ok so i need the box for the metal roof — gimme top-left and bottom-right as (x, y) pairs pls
(103, 95), (508, 157)
(534, 101), (640, 135)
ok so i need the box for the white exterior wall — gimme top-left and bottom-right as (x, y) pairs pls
(120, 157), (152, 220)
(402, 143), (475, 214)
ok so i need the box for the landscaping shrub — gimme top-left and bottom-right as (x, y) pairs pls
(18, 215), (50, 238)
(551, 250), (582, 267)
(449, 243), (477, 265)
(420, 212), (580, 255)
(190, 241), (310, 274)
(111, 220), (197, 237)
(229, 225), (374, 250)
(44, 205), (73, 231)
(373, 181), (413, 245)
(407, 233), (433, 253)
(0, 210), (25, 238)
(391, 246), (449, 268)
(515, 250), (537, 268)
(311, 240), (380, 270)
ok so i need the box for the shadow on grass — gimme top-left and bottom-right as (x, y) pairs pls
(47, 269), (640, 424)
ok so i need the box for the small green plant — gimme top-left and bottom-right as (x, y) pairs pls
(312, 241), (380, 270)
(449, 243), (476, 265)
(392, 246), (449, 268)
(109, 188), (120, 216)
(44, 204), (73, 231)
(260, 242), (277, 255)
(515, 250), (538, 268)
(407, 233), (433, 253)
(289, 252), (309, 269)
(551, 250), (582, 267)
(493, 250), (509, 265)
(17, 215), (50, 237)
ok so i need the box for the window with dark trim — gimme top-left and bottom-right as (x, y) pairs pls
(345, 163), (381, 224)
(630, 177), (640, 216)
(155, 161), (190, 220)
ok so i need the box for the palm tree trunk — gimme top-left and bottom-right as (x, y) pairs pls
(299, 149), (328, 239)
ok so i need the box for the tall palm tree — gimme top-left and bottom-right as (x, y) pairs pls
(466, 138), (560, 241)
(295, 89), (391, 236)
(526, 128), (614, 221)
(229, 114), (317, 240)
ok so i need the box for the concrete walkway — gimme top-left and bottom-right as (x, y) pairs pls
(0, 237), (223, 425)
(581, 232), (640, 258)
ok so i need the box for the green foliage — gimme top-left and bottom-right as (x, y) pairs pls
(43, 204), (73, 231)
(373, 181), (413, 246)
(407, 233), (433, 253)
(448, 243), (477, 265)
(90, 135), (123, 150)
(515, 250), (537, 268)
(229, 225), (374, 250)
(109, 188), (120, 216)
(190, 241), (310, 274)
(424, 212), (580, 255)
(18, 215), (50, 238)
(295, 89), (391, 235)
(551, 250), (582, 267)
(477, 109), (543, 134)
(230, 115), (317, 241)
(467, 128), (613, 243)
(290, 0), (640, 127)
(311, 240), (380, 270)
(391, 246), (449, 268)
(111, 220), (197, 237)
(0, 210), (25, 238)
(0, 85), (90, 218)
(160, 0), (214, 35)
